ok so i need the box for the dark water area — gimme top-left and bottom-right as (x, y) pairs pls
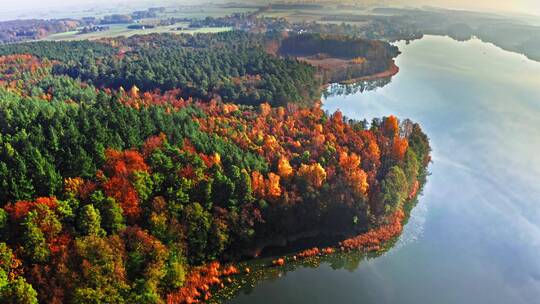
(225, 35), (540, 304)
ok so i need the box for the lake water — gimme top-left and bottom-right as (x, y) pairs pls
(226, 35), (540, 304)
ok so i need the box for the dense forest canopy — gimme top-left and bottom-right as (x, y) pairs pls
(0, 32), (322, 107)
(0, 40), (116, 62)
(0, 33), (429, 303)
(0, 31), (403, 107)
(279, 33), (400, 60)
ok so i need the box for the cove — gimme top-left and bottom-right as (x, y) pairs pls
(222, 35), (540, 304)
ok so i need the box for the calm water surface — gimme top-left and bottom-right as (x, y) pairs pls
(227, 35), (540, 304)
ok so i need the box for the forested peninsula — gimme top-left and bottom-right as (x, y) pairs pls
(0, 31), (400, 106)
(0, 33), (429, 304)
(277, 33), (400, 84)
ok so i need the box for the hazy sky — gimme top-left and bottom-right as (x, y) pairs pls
(2, 0), (172, 12)
(4, 0), (155, 10)
(3, 0), (540, 16)
(402, 0), (540, 15)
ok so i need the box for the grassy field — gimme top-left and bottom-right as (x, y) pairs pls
(44, 24), (232, 41)
(41, 5), (368, 42)
(39, 5), (250, 42)
(317, 20), (371, 26)
(259, 7), (371, 23)
(162, 7), (255, 19)
(41, 10), (301, 42)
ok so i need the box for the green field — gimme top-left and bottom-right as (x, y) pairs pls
(162, 7), (255, 19)
(41, 5), (370, 42)
(41, 5), (252, 42)
(259, 6), (371, 23)
(44, 24), (232, 41)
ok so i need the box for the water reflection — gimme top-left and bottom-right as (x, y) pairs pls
(213, 236), (402, 303)
(323, 77), (392, 98)
(213, 187), (425, 303)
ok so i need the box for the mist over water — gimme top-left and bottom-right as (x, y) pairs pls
(227, 35), (540, 304)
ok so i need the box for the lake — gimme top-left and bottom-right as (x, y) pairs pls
(225, 35), (540, 303)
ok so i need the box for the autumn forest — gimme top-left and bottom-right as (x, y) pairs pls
(0, 32), (430, 303)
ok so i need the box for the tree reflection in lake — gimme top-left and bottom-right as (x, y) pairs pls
(323, 77), (392, 98)
(211, 191), (424, 304)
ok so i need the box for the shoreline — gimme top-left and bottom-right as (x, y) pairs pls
(319, 59), (400, 91)
(203, 169), (428, 303)
(340, 59), (400, 84)
(208, 177), (426, 303)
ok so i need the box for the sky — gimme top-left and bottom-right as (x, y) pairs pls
(401, 0), (540, 15)
(2, 0), (174, 13)
(3, 0), (156, 10)
(2, 0), (540, 16)
(4, 0), (132, 9)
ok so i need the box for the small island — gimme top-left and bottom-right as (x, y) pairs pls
(0, 33), (429, 303)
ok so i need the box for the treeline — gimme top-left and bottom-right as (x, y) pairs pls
(0, 54), (430, 303)
(278, 33), (401, 83)
(0, 32), (322, 106)
(0, 40), (115, 62)
(279, 33), (400, 60)
(0, 19), (81, 44)
(0, 56), (267, 203)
